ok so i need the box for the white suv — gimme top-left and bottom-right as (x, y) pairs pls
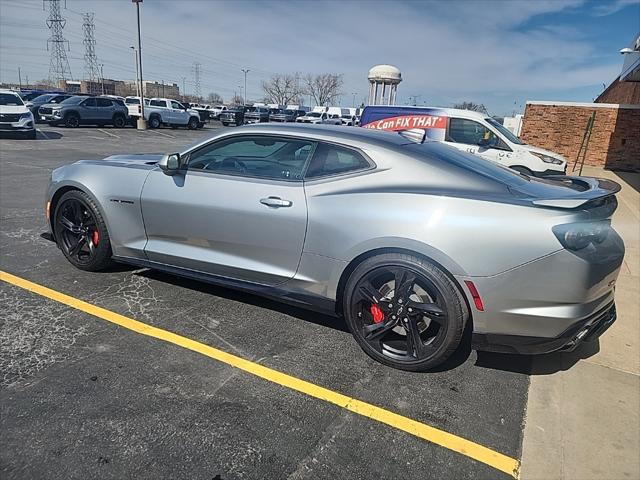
(0, 90), (36, 139)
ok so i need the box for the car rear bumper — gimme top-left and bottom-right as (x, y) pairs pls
(472, 302), (617, 354)
(459, 228), (624, 354)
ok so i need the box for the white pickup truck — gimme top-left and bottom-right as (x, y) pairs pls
(130, 97), (201, 129)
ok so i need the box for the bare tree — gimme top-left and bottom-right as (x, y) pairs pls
(262, 74), (300, 105)
(304, 73), (343, 106)
(453, 101), (488, 114)
(207, 92), (223, 104)
(230, 94), (244, 105)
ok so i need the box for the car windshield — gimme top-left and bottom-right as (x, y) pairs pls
(307, 112), (321, 117)
(485, 117), (525, 145)
(0, 93), (24, 106)
(125, 98), (140, 104)
(60, 96), (85, 105)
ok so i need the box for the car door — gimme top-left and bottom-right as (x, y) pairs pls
(78, 98), (97, 122)
(95, 98), (114, 122)
(140, 134), (314, 285)
(171, 100), (187, 124)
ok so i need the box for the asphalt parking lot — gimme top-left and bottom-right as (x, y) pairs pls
(1, 123), (529, 479)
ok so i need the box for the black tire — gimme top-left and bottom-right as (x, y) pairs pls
(343, 253), (467, 371)
(112, 114), (126, 128)
(187, 116), (198, 130)
(64, 113), (80, 128)
(511, 166), (533, 176)
(53, 190), (113, 272)
(148, 115), (161, 129)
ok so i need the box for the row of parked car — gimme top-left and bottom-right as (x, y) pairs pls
(218, 105), (360, 127)
(0, 89), (207, 139)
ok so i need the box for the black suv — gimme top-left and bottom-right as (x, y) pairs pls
(45, 96), (129, 128)
(220, 106), (251, 126)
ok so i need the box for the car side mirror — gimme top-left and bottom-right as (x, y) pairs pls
(159, 153), (181, 176)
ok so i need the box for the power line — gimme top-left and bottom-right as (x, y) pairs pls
(82, 12), (100, 84)
(44, 0), (72, 83)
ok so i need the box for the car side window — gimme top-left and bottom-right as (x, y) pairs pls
(150, 100), (164, 107)
(171, 101), (182, 109)
(447, 118), (495, 146)
(305, 143), (370, 179)
(188, 136), (315, 181)
(96, 98), (112, 107)
(82, 98), (97, 107)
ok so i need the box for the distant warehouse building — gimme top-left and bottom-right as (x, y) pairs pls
(520, 34), (639, 172)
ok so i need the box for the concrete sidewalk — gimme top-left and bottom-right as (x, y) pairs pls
(521, 167), (640, 480)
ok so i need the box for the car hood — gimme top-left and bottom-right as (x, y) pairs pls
(525, 144), (567, 161)
(0, 105), (29, 115)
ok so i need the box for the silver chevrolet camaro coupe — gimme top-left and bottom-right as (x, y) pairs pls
(45, 124), (624, 371)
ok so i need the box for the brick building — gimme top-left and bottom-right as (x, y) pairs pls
(520, 101), (639, 172)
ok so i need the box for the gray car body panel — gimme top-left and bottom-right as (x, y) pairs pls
(46, 124), (624, 346)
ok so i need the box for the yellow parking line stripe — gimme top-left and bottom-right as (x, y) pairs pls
(0, 270), (520, 478)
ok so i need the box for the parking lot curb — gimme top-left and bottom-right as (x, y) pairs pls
(1, 269), (520, 478)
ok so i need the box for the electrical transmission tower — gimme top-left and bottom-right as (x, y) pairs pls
(44, 0), (73, 84)
(193, 62), (202, 99)
(82, 13), (100, 87)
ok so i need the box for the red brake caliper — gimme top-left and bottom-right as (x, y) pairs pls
(370, 303), (385, 324)
(92, 230), (100, 246)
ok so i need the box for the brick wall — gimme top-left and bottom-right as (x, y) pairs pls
(520, 103), (640, 171)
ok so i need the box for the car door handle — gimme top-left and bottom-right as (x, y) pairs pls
(260, 196), (292, 208)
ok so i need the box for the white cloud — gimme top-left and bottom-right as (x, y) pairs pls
(0, 0), (625, 114)
(592, 0), (639, 16)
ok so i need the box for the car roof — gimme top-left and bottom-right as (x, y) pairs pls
(181, 123), (411, 155)
(0, 89), (20, 95)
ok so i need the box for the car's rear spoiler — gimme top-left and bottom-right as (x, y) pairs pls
(531, 176), (621, 209)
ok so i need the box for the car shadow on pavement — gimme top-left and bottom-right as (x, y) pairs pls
(474, 340), (600, 375)
(613, 171), (640, 193)
(137, 269), (351, 334)
(37, 131), (64, 140)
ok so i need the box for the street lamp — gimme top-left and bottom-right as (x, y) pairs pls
(132, 0), (146, 130)
(130, 46), (140, 98)
(241, 68), (249, 105)
(620, 47), (634, 54)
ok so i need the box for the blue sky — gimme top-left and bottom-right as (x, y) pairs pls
(0, 0), (638, 115)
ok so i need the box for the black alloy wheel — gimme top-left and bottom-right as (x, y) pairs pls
(65, 113), (80, 128)
(187, 117), (198, 129)
(113, 114), (126, 128)
(149, 116), (161, 129)
(344, 254), (466, 371)
(54, 191), (112, 271)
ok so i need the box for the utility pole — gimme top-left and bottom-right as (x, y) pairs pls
(193, 62), (202, 100)
(352, 92), (357, 107)
(130, 46), (140, 97)
(44, 0), (73, 85)
(162, 79), (165, 97)
(237, 85), (243, 104)
(18, 67), (22, 89)
(99, 64), (104, 94)
(132, 0), (146, 129)
(181, 76), (186, 101)
(241, 68), (250, 105)
(82, 12), (100, 93)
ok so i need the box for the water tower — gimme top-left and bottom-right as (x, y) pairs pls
(367, 64), (402, 105)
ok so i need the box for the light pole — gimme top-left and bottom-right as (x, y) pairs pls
(133, 0), (146, 129)
(181, 76), (186, 101)
(130, 46), (140, 98)
(100, 64), (105, 95)
(241, 68), (249, 105)
(351, 92), (357, 107)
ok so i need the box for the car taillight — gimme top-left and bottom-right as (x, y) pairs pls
(552, 221), (611, 251)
